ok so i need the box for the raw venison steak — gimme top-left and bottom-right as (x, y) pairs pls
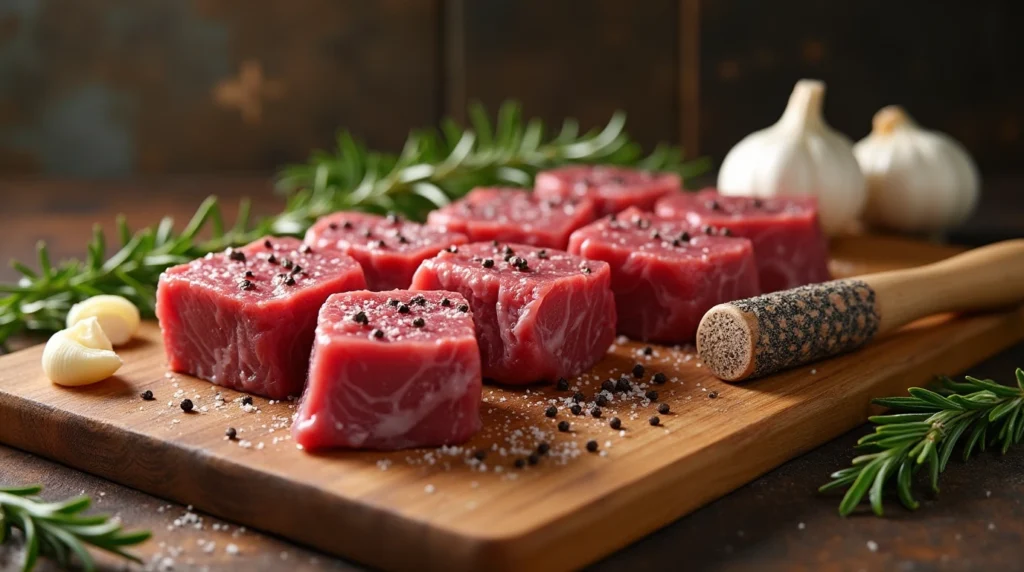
(156, 237), (367, 399)
(411, 242), (616, 385)
(427, 187), (596, 249)
(534, 165), (681, 216)
(292, 290), (482, 451)
(568, 208), (760, 343)
(655, 190), (831, 293)
(304, 212), (467, 291)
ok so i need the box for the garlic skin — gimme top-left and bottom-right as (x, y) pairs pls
(42, 317), (123, 387)
(854, 106), (980, 234)
(717, 79), (866, 236)
(66, 295), (140, 346)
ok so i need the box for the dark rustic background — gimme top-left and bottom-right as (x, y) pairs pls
(0, 0), (1021, 177)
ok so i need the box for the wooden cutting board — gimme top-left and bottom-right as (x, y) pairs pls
(1, 236), (1022, 572)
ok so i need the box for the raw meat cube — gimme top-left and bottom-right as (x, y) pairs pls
(534, 165), (681, 216)
(411, 242), (616, 385)
(292, 290), (482, 451)
(568, 208), (760, 343)
(156, 237), (367, 399)
(304, 212), (467, 291)
(655, 190), (831, 292)
(427, 187), (596, 249)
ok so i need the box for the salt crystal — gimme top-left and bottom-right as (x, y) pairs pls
(797, 522), (806, 530)
(867, 540), (878, 552)
(424, 484), (436, 494)
(226, 543), (240, 555)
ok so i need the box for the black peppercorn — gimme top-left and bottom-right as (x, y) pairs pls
(225, 427), (237, 440)
(537, 442), (550, 455)
(708, 391), (719, 399)
(527, 453), (540, 465)
(752, 198), (763, 208)
(650, 230), (661, 240)
(632, 364), (645, 378)
(558, 420), (570, 432)
(447, 245), (459, 253)
(596, 394), (609, 407)
(586, 440), (599, 452)
(645, 390), (658, 401)
(283, 275), (296, 286)
(652, 372), (667, 385)
(441, 298), (451, 307)
(609, 417), (622, 430)
(290, 264), (303, 275)
(398, 304), (411, 314)
(386, 212), (400, 224)
(180, 399), (194, 413)
(570, 404), (582, 415)
(241, 396), (253, 406)
(514, 458), (526, 469)
(457, 304), (469, 313)
(702, 225), (714, 235)
(482, 258), (494, 268)
(537, 249), (548, 259)
(706, 199), (721, 211)
(511, 256), (529, 271)
(375, 240), (387, 248)
(238, 279), (255, 291)
(228, 250), (246, 262)
(602, 379), (616, 392)
(387, 298), (399, 306)
(264, 239), (274, 248)
(649, 416), (660, 426)
(411, 295), (427, 306)
(281, 258), (293, 270)
(580, 266), (591, 275)
(244, 270), (254, 278)
(679, 231), (691, 242)
(141, 390), (154, 401)
(299, 244), (312, 254)
(352, 311), (369, 324)
(643, 346), (653, 356)
(372, 329), (385, 339)
(590, 407), (602, 418)
(412, 317), (426, 328)
(545, 405), (558, 418)
(720, 228), (733, 237)
(572, 391), (585, 403)
(658, 403), (671, 414)
(556, 378), (569, 391)
(615, 377), (631, 392)
(503, 245), (514, 257)
(672, 239), (681, 247)
(267, 254), (277, 264)
(363, 229), (373, 238)
(474, 449), (487, 461)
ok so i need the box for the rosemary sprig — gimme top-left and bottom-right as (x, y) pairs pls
(0, 101), (708, 347)
(821, 369), (1024, 516)
(0, 484), (150, 571)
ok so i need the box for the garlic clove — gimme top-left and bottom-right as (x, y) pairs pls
(66, 295), (140, 346)
(42, 318), (123, 387)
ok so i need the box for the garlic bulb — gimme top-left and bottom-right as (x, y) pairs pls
(854, 106), (980, 233)
(717, 79), (867, 235)
(42, 317), (123, 386)
(66, 294), (140, 345)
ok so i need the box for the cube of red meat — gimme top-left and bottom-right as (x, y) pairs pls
(304, 212), (467, 291)
(292, 290), (482, 451)
(411, 242), (616, 385)
(655, 190), (831, 292)
(568, 208), (760, 343)
(156, 237), (366, 399)
(534, 165), (681, 216)
(427, 187), (596, 249)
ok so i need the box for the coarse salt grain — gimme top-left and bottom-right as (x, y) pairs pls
(866, 540), (878, 552)
(226, 543), (240, 555)
(424, 484), (436, 494)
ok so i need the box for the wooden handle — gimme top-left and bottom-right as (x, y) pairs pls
(863, 239), (1024, 335)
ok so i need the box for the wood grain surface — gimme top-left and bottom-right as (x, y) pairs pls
(1, 238), (1022, 571)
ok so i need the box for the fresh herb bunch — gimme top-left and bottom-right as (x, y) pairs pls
(821, 369), (1024, 516)
(0, 101), (708, 347)
(0, 484), (150, 571)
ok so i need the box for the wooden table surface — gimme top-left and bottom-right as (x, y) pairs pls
(1, 177), (1022, 571)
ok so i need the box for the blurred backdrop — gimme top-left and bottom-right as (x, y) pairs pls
(0, 0), (1021, 178)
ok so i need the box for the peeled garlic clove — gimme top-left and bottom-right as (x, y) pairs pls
(66, 295), (140, 346)
(42, 318), (123, 387)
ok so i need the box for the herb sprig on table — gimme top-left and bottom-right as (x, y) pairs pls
(822, 369), (1024, 516)
(0, 101), (709, 347)
(0, 484), (150, 571)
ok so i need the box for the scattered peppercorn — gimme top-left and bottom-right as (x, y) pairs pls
(241, 396), (253, 406)
(281, 258), (293, 270)
(447, 245), (459, 253)
(283, 275), (296, 286)
(572, 391), (585, 403)
(596, 394), (609, 407)
(645, 390), (658, 401)
(412, 317), (426, 328)
(141, 390), (154, 401)
(558, 421), (570, 432)
(482, 258), (495, 268)
(570, 404), (582, 415)
(398, 304), (411, 314)
(225, 427), (237, 440)
(244, 270), (254, 278)
(411, 295), (427, 306)
(527, 453), (540, 465)
(556, 378), (569, 391)
(650, 230), (661, 240)
(474, 449), (487, 461)
(590, 407), (602, 418)
(658, 403), (671, 414)
(649, 416), (660, 426)
(602, 379), (616, 392)
(341, 221), (352, 229)
(267, 254), (277, 264)
(609, 417), (622, 430)
(503, 245), (514, 258)
(386, 212), (400, 223)
(290, 264), (303, 275)
(537, 249), (548, 259)
(511, 256), (529, 271)
(238, 279), (255, 291)
(372, 329), (385, 339)
(228, 250), (246, 262)
(702, 225), (714, 235)
(752, 198), (763, 208)
(586, 440), (599, 452)
(457, 304), (469, 313)
(672, 239), (681, 247)
(652, 372), (667, 385)
(352, 311), (369, 324)
(580, 266), (591, 274)
(375, 240), (387, 248)
(514, 459), (526, 469)
(545, 405), (558, 418)
(441, 298), (451, 307)
(615, 377), (631, 392)
(363, 229), (373, 238)
(706, 199), (721, 211)
(679, 231), (691, 242)
(537, 442), (550, 455)
(643, 346), (653, 356)
(708, 391), (719, 399)
(180, 399), (194, 413)
(299, 244), (313, 254)
(387, 298), (399, 307)
(264, 239), (274, 248)
(632, 364), (645, 378)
